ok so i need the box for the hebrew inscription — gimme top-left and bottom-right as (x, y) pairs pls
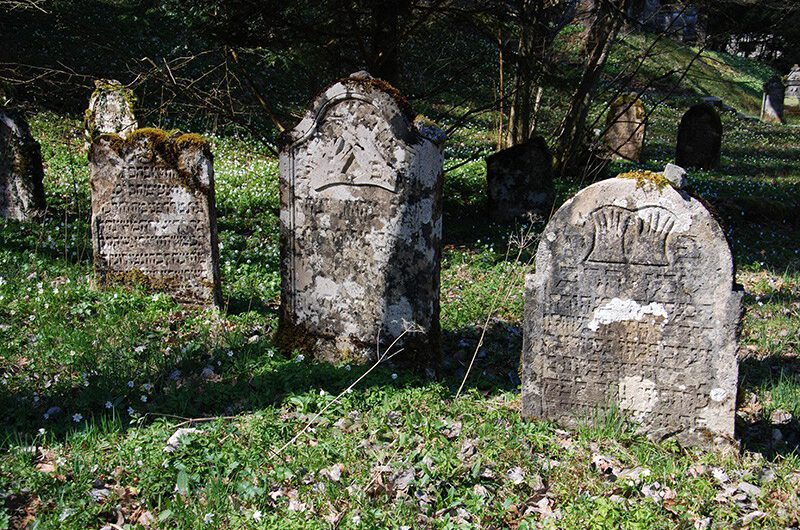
(522, 175), (741, 447)
(90, 130), (221, 306)
(279, 72), (444, 364)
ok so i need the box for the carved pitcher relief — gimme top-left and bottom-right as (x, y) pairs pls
(586, 205), (676, 266)
(307, 99), (400, 194)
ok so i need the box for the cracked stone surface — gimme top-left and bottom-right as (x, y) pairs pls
(0, 109), (46, 221)
(84, 79), (138, 149)
(604, 93), (647, 162)
(522, 176), (742, 448)
(89, 132), (221, 306)
(278, 72), (444, 364)
(485, 136), (554, 223)
(676, 104), (722, 170)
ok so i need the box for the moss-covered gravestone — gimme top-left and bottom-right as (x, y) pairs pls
(0, 109), (46, 220)
(485, 136), (554, 223)
(604, 93), (647, 162)
(761, 76), (785, 124)
(90, 129), (221, 306)
(675, 104), (722, 170)
(84, 79), (138, 149)
(787, 65), (800, 106)
(278, 71), (445, 365)
(522, 170), (742, 448)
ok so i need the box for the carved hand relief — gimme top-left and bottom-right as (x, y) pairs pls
(586, 205), (676, 266)
(306, 99), (400, 194)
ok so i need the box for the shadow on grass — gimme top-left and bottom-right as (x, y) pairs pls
(738, 355), (800, 457)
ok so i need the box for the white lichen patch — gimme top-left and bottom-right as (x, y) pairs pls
(587, 298), (669, 331)
(618, 375), (658, 421)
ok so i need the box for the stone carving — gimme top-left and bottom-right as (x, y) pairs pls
(604, 93), (647, 162)
(84, 79), (138, 149)
(760, 76), (785, 124)
(485, 136), (554, 223)
(278, 72), (444, 364)
(675, 104), (722, 170)
(0, 109), (46, 220)
(787, 65), (800, 104)
(522, 172), (742, 447)
(90, 129), (221, 306)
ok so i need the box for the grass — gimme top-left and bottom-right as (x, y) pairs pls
(1, 32), (800, 530)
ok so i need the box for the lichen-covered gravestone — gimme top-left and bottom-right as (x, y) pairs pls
(90, 129), (221, 306)
(84, 79), (138, 149)
(0, 109), (46, 220)
(675, 104), (722, 170)
(760, 76), (785, 124)
(522, 171), (742, 447)
(787, 65), (800, 105)
(278, 72), (444, 364)
(604, 93), (647, 162)
(485, 136), (554, 223)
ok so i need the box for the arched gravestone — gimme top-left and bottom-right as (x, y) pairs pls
(675, 104), (722, 170)
(90, 129), (221, 306)
(84, 79), (138, 149)
(787, 65), (800, 105)
(278, 72), (445, 364)
(760, 76), (785, 124)
(485, 136), (554, 223)
(604, 93), (647, 162)
(0, 110), (46, 221)
(522, 173), (742, 447)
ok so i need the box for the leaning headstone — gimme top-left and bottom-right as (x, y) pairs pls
(604, 93), (647, 162)
(486, 136), (554, 223)
(0, 109), (46, 220)
(84, 79), (138, 149)
(522, 170), (742, 447)
(760, 76), (785, 124)
(278, 71), (444, 364)
(90, 128), (221, 306)
(786, 65), (800, 105)
(675, 104), (722, 170)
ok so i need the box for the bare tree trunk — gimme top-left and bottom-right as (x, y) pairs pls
(369, 0), (410, 85)
(555, 0), (632, 176)
(507, 0), (542, 146)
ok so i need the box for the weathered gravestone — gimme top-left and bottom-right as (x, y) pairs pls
(90, 128), (221, 306)
(604, 93), (647, 162)
(278, 71), (445, 364)
(486, 136), (554, 223)
(0, 109), (46, 220)
(787, 65), (800, 105)
(675, 104), (722, 170)
(761, 76), (785, 124)
(84, 79), (138, 149)
(522, 170), (742, 447)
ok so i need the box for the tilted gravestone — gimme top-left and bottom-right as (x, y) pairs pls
(761, 76), (785, 124)
(675, 104), (722, 170)
(0, 110), (46, 220)
(604, 93), (647, 162)
(90, 128), (221, 306)
(787, 65), (800, 105)
(486, 136), (554, 223)
(522, 171), (741, 447)
(278, 71), (445, 364)
(84, 79), (138, 149)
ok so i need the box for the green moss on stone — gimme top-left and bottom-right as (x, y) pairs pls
(618, 170), (671, 190)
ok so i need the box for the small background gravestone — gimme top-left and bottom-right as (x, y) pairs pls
(675, 103), (722, 169)
(0, 109), (46, 220)
(84, 79), (138, 149)
(786, 65), (800, 106)
(90, 128), (221, 306)
(522, 170), (742, 447)
(485, 136), (554, 223)
(278, 71), (444, 365)
(604, 93), (647, 162)
(761, 76), (785, 124)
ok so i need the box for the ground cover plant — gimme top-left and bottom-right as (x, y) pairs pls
(1, 16), (800, 530)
